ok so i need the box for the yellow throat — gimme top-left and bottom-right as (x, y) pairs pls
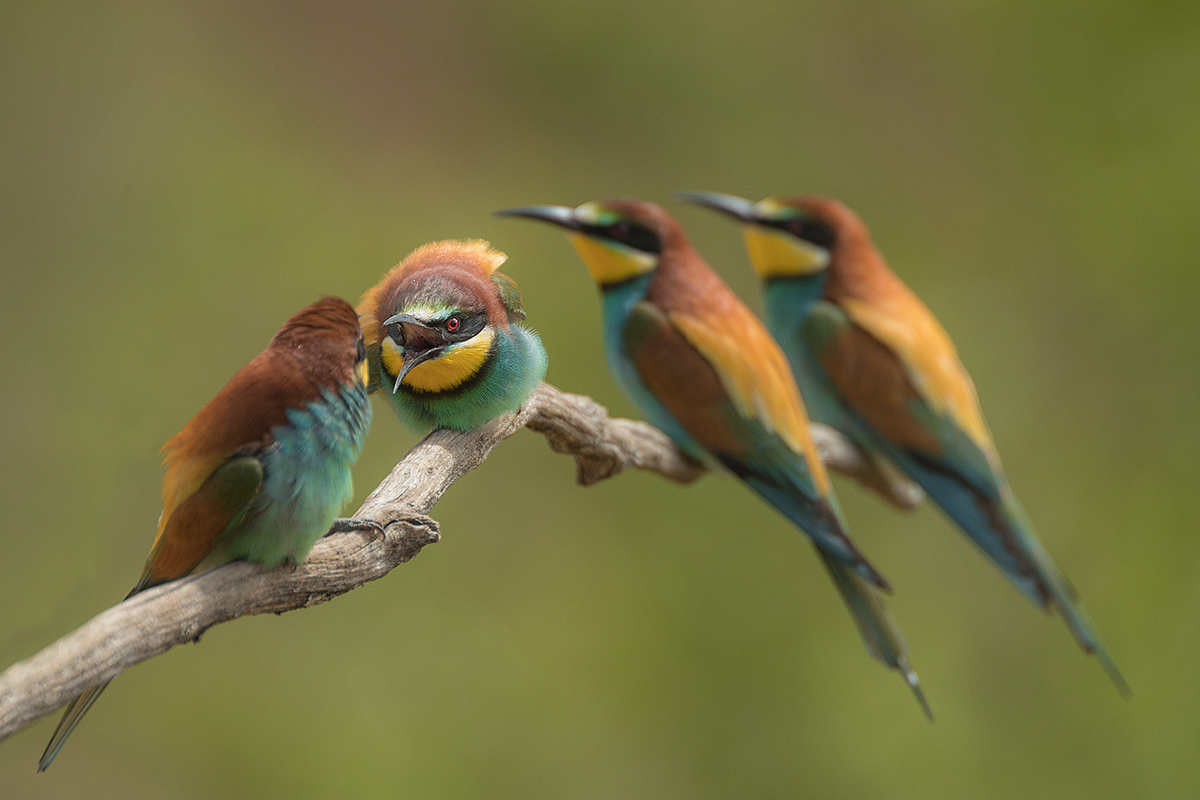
(567, 233), (657, 286)
(742, 226), (829, 279)
(382, 327), (495, 393)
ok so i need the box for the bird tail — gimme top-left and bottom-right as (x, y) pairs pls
(1002, 491), (1129, 695)
(816, 546), (933, 720)
(896, 450), (1127, 694)
(37, 681), (112, 771)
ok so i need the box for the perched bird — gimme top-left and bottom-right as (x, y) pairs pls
(498, 199), (931, 714)
(39, 297), (374, 770)
(358, 240), (547, 432)
(682, 191), (1126, 691)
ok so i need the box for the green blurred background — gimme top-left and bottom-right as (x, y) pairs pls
(2, 1), (1197, 797)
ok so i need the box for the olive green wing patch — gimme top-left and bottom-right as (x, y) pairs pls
(491, 273), (526, 322)
(136, 455), (264, 592)
(365, 341), (385, 394)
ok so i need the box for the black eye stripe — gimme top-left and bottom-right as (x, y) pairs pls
(387, 312), (487, 345)
(767, 216), (836, 249)
(579, 220), (662, 255)
(444, 313), (488, 342)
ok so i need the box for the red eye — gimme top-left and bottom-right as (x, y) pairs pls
(446, 316), (460, 332)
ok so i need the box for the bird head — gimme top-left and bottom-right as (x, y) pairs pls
(358, 240), (524, 395)
(679, 192), (848, 280)
(497, 199), (682, 288)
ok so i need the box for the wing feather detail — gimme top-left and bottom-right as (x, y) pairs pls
(666, 308), (829, 496)
(137, 455), (264, 590)
(840, 293), (994, 461)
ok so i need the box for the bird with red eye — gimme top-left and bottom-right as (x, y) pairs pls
(359, 240), (547, 432)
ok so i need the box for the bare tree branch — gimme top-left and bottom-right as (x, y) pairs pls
(807, 421), (925, 510)
(0, 382), (918, 743)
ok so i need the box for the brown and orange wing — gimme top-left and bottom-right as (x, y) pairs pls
(840, 290), (995, 460)
(805, 298), (998, 493)
(134, 454), (264, 592)
(624, 300), (887, 589)
(667, 302), (831, 497)
(812, 307), (942, 454)
(625, 300), (747, 458)
(137, 347), (322, 590)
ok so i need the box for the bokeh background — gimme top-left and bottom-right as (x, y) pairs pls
(2, 1), (1197, 797)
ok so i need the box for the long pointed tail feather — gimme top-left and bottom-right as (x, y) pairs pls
(38, 682), (111, 771)
(1003, 492), (1129, 695)
(817, 547), (933, 720)
(897, 447), (1127, 694)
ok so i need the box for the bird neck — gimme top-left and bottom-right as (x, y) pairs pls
(765, 272), (828, 315)
(599, 271), (654, 366)
(821, 240), (901, 305)
(600, 272), (654, 320)
(762, 276), (845, 428)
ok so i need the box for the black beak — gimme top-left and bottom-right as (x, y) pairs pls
(383, 313), (445, 393)
(494, 205), (582, 232)
(676, 191), (759, 223)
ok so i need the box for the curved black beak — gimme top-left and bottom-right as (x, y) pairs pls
(676, 191), (759, 223)
(494, 205), (581, 232)
(383, 312), (445, 393)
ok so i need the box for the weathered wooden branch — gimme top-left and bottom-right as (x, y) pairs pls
(0, 381), (919, 743)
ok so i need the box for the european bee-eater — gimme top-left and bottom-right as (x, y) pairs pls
(358, 240), (547, 432)
(39, 297), (374, 770)
(498, 199), (930, 714)
(683, 191), (1125, 691)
